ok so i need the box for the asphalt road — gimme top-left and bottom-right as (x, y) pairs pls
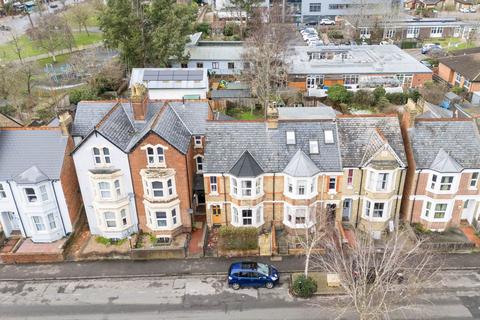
(0, 269), (479, 319)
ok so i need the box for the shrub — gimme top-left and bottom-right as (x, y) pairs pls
(218, 226), (258, 251)
(386, 92), (407, 105)
(0, 105), (17, 117)
(327, 84), (352, 104)
(327, 30), (343, 39)
(373, 86), (386, 103)
(69, 87), (99, 105)
(352, 90), (375, 107)
(96, 236), (111, 245)
(195, 22), (211, 36)
(452, 86), (465, 95)
(408, 89), (421, 103)
(292, 275), (317, 298)
(223, 23), (236, 37)
(412, 223), (432, 235)
(376, 96), (391, 110)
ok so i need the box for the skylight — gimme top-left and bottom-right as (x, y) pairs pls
(324, 130), (334, 144)
(286, 131), (296, 145)
(309, 140), (319, 154)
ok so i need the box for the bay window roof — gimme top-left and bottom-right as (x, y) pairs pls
(13, 165), (50, 184)
(430, 148), (463, 173)
(283, 149), (320, 177)
(229, 150), (264, 178)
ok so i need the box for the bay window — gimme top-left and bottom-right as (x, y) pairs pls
(230, 176), (263, 198)
(98, 182), (112, 199)
(32, 216), (46, 231)
(231, 204), (263, 227)
(147, 205), (181, 230)
(422, 200), (451, 222)
(363, 200), (388, 220)
(367, 170), (392, 192)
(428, 173), (456, 193)
(99, 207), (131, 230)
(24, 185), (51, 203)
(104, 211), (117, 228)
(25, 187), (38, 202)
(142, 172), (177, 201)
(0, 183), (6, 199)
(284, 204), (315, 228)
(285, 176), (317, 198)
(39, 185), (48, 201)
(47, 213), (57, 229)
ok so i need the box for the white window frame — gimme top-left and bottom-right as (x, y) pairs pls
(284, 175), (317, 199)
(24, 187), (38, 203)
(362, 199), (389, 222)
(421, 199), (453, 223)
(430, 26), (443, 37)
(194, 155), (204, 174)
(469, 172), (479, 190)
(47, 213), (57, 230)
(328, 177), (337, 193)
(92, 147), (111, 166)
(286, 131), (296, 145)
(104, 211), (117, 228)
(455, 73), (462, 85)
(360, 28), (371, 38)
(464, 79), (471, 90)
(39, 185), (49, 202)
(309, 140), (319, 154)
(31, 216), (46, 231)
(142, 144), (167, 167)
(283, 203), (315, 229)
(146, 203), (181, 230)
(194, 136), (203, 148)
(427, 173), (458, 194)
(230, 176), (263, 199)
(309, 2), (322, 12)
(366, 169), (394, 193)
(231, 204), (263, 227)
(98, 181), (112, 200)
(212, 62), (219, 69)
(384, 28), (396, 39)
(209, 176), (218, 194)
(406, 26), (419, 38)
(0, 183), (6, 199)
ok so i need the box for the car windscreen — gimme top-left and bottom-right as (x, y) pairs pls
(256, 263), (269, 276)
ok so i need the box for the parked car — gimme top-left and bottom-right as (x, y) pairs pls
(421, 43), (441, 54)
(49, 3), (58, 8)
(0, 25), (11, 31)
(469, 7), (477, 13)
(459, 7), (470, 13)
(228, 261), (279, 290)
(319, 18), (335, 25)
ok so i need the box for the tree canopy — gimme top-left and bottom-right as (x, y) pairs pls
(99, 0), (197, 68)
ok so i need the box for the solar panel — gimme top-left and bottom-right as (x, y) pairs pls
(141, 69), (203, 82)
(188, 70), (204, 81)
(143, 75), (158, 81)
(143, 70), (158, 76)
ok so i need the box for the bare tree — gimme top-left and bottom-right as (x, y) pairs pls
(289, 204), (328, 277)
(69, 3), (91, 35)
(11, 32), (37, 96)
(29, 14), (75, 62)
(242, 7), (291, 118)
(311, 228), (439, 320)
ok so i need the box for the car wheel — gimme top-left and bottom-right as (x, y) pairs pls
(265, 282), (274, 289)
(232, 283), (240, 290)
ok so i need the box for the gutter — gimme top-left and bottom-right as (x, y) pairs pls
(6, 181), (27, 237)
(51, 180), (68, 236)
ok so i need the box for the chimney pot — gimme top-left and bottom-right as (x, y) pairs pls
(131, 83), (149, 121)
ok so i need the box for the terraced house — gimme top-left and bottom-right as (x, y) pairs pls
(203, 109), (407, 239)
(71, 86), (211, 242)
(403, 118), (480, 231)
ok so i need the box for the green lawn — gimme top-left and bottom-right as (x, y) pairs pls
(0, 32), (103, 62)
(435, 37), (476, 52)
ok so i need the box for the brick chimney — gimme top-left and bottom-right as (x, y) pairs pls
(58, 112), (73, 136)
(131, 83), (149, 121)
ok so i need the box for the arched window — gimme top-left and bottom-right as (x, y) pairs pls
(195, 155), (204, 173)
(93, 147), (111, 165)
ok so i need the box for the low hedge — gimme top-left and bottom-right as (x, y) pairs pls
(218, 226), (258, 251)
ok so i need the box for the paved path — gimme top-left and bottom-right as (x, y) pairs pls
(0, 253), (479, 281)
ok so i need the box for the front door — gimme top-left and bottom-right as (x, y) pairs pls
(342, 199), (352, 222)
(461, 200), (476, 224)
(211, 205), (223, 225)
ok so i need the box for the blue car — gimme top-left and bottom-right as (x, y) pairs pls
(228, 261), (279, 290)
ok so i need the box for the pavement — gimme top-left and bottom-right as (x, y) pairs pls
(0, 253), (479, 281)
(0, 269), (479, 319)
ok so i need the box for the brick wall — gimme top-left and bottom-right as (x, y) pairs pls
(412, 73), (432, 88)
(438, 63), (454, 85)
(60, 136), (83, 228)
(129, 133), (193, 236)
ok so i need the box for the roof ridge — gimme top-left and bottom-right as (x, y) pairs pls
(95, 102), (121, 130)
(169, 102), (192, 135)
(0, 126), (60, 131)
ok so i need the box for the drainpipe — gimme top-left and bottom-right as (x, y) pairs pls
(272, 173), (276, 223)
(6, 181), (27, 237)
(355, 168), (365, 228)
(409, 169), (422, 225)
(127, 155), (139, 233)
(222, 173), (228, 225)
(51, 180), (68, 236)
(393, 170), (404, 229)
(185, 154), (192, 228)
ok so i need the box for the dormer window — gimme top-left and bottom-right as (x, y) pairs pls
(194, 136), (203, 148)
(93, 147), (111, 165)
(286, 131), (296, 145)
(146, 146), (165, 166)
(309, 140), (319, 154)
(324, 130), (334, 144)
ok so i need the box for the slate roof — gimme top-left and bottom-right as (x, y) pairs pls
(438, 53), (480, 82)
(72, 100), (210, 154)
(278, 107), (339, 120)
(283, 149), (320, 177)
(409, 120), (480, 169)
(210, 89), (252, 99)
(13, 166), (50, 184)
(430, 148), (463, 173)
(0, 129), (67, 181)
(72, 102), (117, 137)
(204, 120), (342, 174)
(336, 116), (407, 168)
(229, 150), (264, 177)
